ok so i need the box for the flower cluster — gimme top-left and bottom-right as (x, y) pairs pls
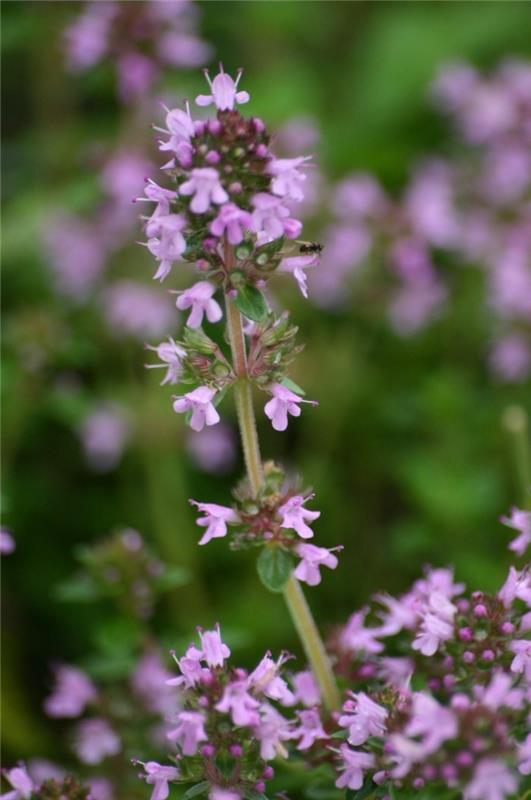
(326, 513), (531, 798)
(189, 460), (341, 591)
(141, 66), (320, 431)
(63, 0), (211, 102)
(134, 625), (317, 800)
(308, 60), (531, 382)
(0, 767), (93, 800)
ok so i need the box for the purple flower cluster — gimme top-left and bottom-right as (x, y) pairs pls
(326, 513), (531, 798)
(63, 0), (211, 102)
(141, 67), (320, 432)
(308, 60), (531, 382)
(134, 624), (327, 800)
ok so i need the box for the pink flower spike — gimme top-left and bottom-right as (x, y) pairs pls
(173, 386), (220, 432)
(158, 103), (195, 153)
(146, 213), (187, 281)
(338, 692), (388, 746)
(199, 625), (231, 667)
(294, 543), (342, 586)
(279, 254), (319, 299)
(334, 744), (375, 791)
(190, 500), (239, 545)
(501, 507), (531, 556)
(195, 66), (250, 111)
(179, 168), (228, 214)
(175, 281), (222, 328)
(209, 203), (252, 244)
(264, 383), (317, 432)
(215, 680), (260, 727)
(146, 338), (186, 386)
(1, 766), (34, 800)
(251, 193), (302, 241)
(267, 156), (312, 202)
(278, 494), (320, 539)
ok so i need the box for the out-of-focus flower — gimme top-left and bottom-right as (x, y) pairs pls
(0, 528), (15, 555)
(185, 423), (236, 474)
(73, 718), (121, 765)
(103, 281), (176, 339)
(44, 665), (97, 718)
(78, 404), (130, 472)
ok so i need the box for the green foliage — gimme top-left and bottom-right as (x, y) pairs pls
(256, 546), (294, 592)
(235, 285), (269, 322)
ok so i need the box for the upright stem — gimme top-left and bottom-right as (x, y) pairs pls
(503, 405), (531, 508)
(224, 278), (340, 711)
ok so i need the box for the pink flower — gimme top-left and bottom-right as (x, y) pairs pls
(146, 213), (187, 280)
(209, 789), (240, 800)
(278, 494), (320, 539)
(168, 644), (205, 689)
(291, 670), (320, 707)
(175, 281), (222, 328)
(251, 193), (302, 240)
(464, 758), (517, 800)
(185, 424), (236, 474)
(339, 610), (384, 655)
(404, 693), (457, 753)
(501, 507), (531, 556)
(179, 168), (228, 214)
(0, 528), (15, 555)
(209, 203), (252, 244)
(146, 339), (186, 386)
(279, 254), (319, 298)
(158, 105), (195, 153)
(294, 543), (341, 586)
(79, 404), (130, 473)
(264, 383), (317, 432)
(335, 744), (374, 791)
(199, 625), (231, 667)
(139, 761), (180, 800)
(215, 680), (260, 727)
(173, 386), (220, 432)
(190, 500), (239, 545)
(254, 704), (293, 760)
(476, 671), (525, 711)
(498, 566), (531, 608)
(518, 734), (531, 775)
(44, 665), (97, 718)
(167, 710), (208, 755)
(339, 692), (388, 746)
(131, 651), (174, 717)
(248, 654), (294, 705)
(412, 592), (456, 656)
(0, 766), (34, 800)
(74, 718), (121, 765)
(294, 709), (327, 750)
(509, 640), (531, 680)
(267, 156), (311, 202)
(195, 66), (250, 111)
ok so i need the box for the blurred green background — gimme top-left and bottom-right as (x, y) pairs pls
(2, 0), (531, 776)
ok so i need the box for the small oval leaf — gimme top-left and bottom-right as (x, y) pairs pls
(257, 546), (294, 593)
(235, 285), (268, 322)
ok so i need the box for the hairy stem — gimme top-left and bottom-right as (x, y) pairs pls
(223, 266), (340, 711)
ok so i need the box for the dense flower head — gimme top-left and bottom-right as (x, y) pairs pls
(133, 625), (305, 799)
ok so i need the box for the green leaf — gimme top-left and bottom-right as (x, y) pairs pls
(182, 781), (209, 799)
(235, 285), (268, 322)
(256, 546), (294, 592)
(280, 377), (306, 396)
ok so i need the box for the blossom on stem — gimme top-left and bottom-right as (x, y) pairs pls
(146, 213), (187, 281)
(509, 640), (531, 680)
(279, 253), (319, 299)
(339, 692), (388, 746)
(179, 168), (228, 214)
(518, 734), (531, 775)
(173, 386), (220, 432)
(278, 494), (320, 539)
(267, 156), (311, 202)
(195, 66), (250, 111)
(209, 203), (252, 244)
(412, 592), (457, 656)
(137, 761), (180, 800)
(167, 710), (208, 755)
(158, 104), (195, 154)
(294, 709), (327, 750)
(264, 383), (317, 432)
(498, 565), (531, 607)
(44, 665), (97, 718)
(215, 680), (260, 727)
(199, 625), (231, 667)
(251, 193), (302, 240)
(501, 507), (531, 556)
(175, 281), (223, 328)
(334, 744), (375, 791)
(248, 653), (294, 704)
(0, 765), (34, 800)
(254, 704), (293, 760)
(190, 500), (239, 545)
(74, 718), (121, 765)
(294, 543), (341, 586)
(209, 789), (240, 800)
(146, 338), (186, 386)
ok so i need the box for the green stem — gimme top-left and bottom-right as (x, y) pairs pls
(502, 405), (531, 508)
(224, 284), (340, 711)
